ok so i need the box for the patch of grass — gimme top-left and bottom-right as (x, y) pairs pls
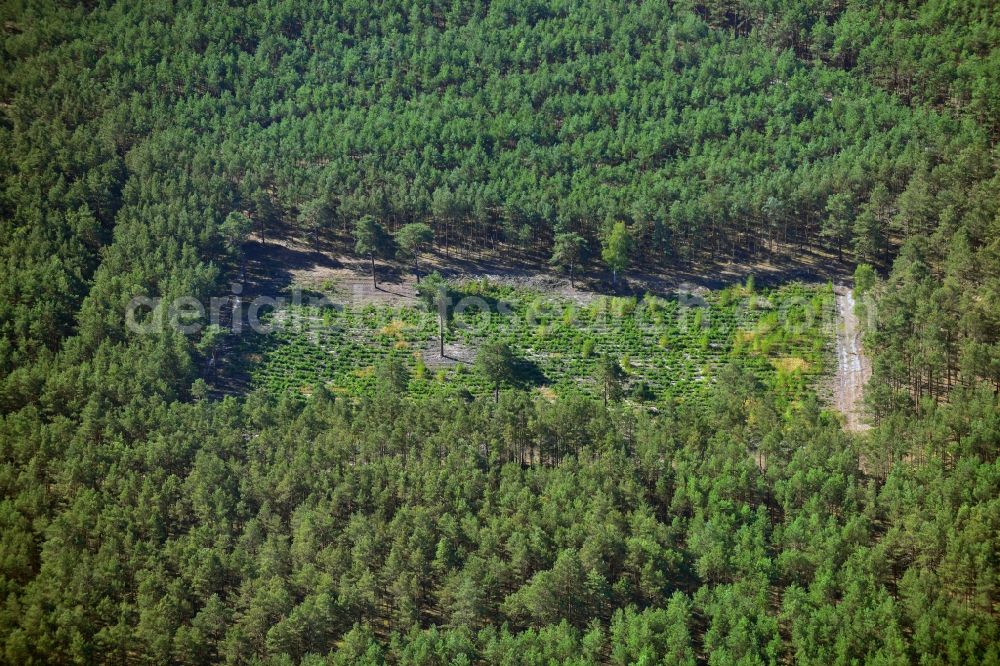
(772, 356), (810, 374)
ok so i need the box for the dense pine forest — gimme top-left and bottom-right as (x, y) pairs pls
(1, 1), (998, 664)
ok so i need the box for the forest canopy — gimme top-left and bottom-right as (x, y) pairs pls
(0, 0), (998, 663)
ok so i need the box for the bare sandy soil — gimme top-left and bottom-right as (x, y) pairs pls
(833, 286), (872, 431)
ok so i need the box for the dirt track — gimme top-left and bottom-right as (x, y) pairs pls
(833, 286), (871, 431)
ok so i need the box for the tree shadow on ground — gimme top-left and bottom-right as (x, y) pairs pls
(243, 239), (342, 296)
(511, 355), (547, 388)
(372, 263), (408, 289)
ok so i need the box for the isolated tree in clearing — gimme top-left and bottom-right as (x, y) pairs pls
(602, 222), (632, 286)
(354, 215), (387, 288)
(395, 223), (434, 282)
(375, 356), (410, 394)
(416, 271), (449, 356)
(476, 340), (516, 403)
(596, 354), (626, 406)
(550, 232), (586, 287)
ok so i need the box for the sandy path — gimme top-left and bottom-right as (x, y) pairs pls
(834, 286), (871, 431)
